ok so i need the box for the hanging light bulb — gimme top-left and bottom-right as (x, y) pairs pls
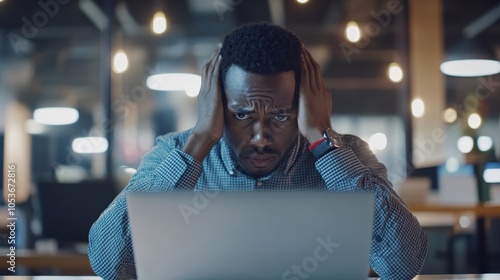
(443, 107), (457, 123)
(468, 113), (482, 129)
(368, 133), (387, 152)
(477, 136), (493, 152)
(457, 136), (474, 154)
(345, 21), (361, 43)
(388, 63), (403, 83)
(411, 98), (425, 118)
(113, 50), (128, 73)
(152, 11), (167, 35)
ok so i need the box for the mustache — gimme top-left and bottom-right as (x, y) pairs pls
(240, 145), (279, 155)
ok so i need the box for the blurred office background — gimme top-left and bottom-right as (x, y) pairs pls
(0, 0), (500, 275)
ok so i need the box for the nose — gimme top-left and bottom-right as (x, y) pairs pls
(250, 121), (273, 149)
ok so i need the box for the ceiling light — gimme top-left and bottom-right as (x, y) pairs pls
(443, 107), (457, 123)
(55, 165), (87, 183)
(477, 136), (493, 151)
(440, 39), (500, 77)
(457, 136), (474, 153)
(72, 137), (109, 154)
(467, 113), (482, 129)
(297, 0), (309, 4)
(345, 21), (361, 43)
(25, 119), (45, 134)
(387, 63), (403, 83)
(34, 107), (79, 125)
(459, 215), (471, 229)
(445, 157), (459, 173)
(368, 133), (387, 151)
(185, 84), (201, 97)
(484, 168), (500, 183)
(124, 167), (137, 174)
(113, 50), (128, 73)
(152, 11), (167, 34)
(411, 98), (425, 118)
(146, 73), (202, 97)
(440, 60), (500, 77)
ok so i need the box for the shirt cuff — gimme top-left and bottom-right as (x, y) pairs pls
(154, 148), (203, 190)
(315, 147), (370, 192)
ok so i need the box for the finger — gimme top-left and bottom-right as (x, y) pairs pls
(303, 49), (321, 89)
(302, 48), (315, 91)
(208, 44), (221, 74)
(204, 44), (222, 74)
(211, 54), (222, 88)
(300, 52), (309, 90)
(303, 48), (316, 87)
(209, 45), (222, 78)
(208, 43), (222, 64)
(202, 45), (222, 90)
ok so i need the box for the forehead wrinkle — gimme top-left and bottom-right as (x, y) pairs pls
(231, 99), (291, 115)
(270, 107), (294, 114)
(247, 87), (276, 92)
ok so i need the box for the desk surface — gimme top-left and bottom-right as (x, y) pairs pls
(0, 249), (93, 276)
(408, 202), (500, 217)
(0, 275), (500, 279)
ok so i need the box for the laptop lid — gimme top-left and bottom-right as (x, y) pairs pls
(127, 191), (374, 280)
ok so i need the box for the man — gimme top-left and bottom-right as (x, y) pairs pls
(88, 22), (428, 280)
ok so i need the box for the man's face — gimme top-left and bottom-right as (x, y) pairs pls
(222, 65), (299, 178)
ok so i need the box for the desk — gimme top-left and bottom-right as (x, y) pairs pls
(0, 275), (498, 279)
(0, 250), (94, 275)
(409, 203), (500, 217)
(413, 276), (500, 279)
(409, 203), (500, 273)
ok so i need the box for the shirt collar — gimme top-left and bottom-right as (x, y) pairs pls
(283, 134), (303, 174)
(219, 134), (304, 176)
(220, 138), (236, 175)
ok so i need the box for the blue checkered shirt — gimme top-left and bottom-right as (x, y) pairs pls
(88, 129), (428, 280)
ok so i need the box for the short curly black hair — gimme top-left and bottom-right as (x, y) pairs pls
(220, 22), (302, 91)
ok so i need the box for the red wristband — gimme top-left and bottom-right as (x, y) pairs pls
(308, 138), (323, 151)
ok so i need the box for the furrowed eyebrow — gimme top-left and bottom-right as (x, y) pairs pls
(271, 108), (294, 114)
(229, 106), (253, 113)
(229, 106), (294, 114)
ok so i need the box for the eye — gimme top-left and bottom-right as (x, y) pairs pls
(273, 115), (289, 122)
(234, 113), (250, 120)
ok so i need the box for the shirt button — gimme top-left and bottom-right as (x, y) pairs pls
(256, 181), (263, 187)
(229, 170), (234, 175)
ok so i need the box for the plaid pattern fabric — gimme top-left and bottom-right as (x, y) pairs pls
(88, 129), (428, 280)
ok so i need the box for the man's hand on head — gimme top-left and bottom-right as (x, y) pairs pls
(298, 47), (333, 144)
(183, 44), (224, 162)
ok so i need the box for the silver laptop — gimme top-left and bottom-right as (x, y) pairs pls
(127, 191), (374, 280)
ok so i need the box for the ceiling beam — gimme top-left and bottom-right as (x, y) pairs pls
(79, 0), (108, 31)
(268, 0), (285, 27)
(464, 2), (500, 38)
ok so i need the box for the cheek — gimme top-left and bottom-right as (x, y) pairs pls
(223, 119), (247, 149)
(273, 123), (299, 146)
